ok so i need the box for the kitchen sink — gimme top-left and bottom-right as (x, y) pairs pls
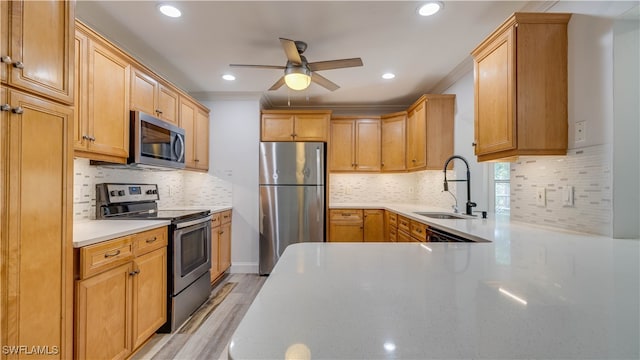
(414, 212), (475, 220)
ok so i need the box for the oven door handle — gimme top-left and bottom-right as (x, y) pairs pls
(175, 214), (212, 229)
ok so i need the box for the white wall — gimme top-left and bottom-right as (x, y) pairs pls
(443, 71), (490, 213)
(613, 15), (640, 238)
(200, 95), (262, 273)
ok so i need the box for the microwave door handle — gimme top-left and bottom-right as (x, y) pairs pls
(174, 134), (185, 162)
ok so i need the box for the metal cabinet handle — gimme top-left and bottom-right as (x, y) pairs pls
(13, 61), (24, 69)
(0, 104), (10, 111)
(219, 230), (224, 235)
(11, 106), (23, 114)
(1, 55), (12, 64)
(412, 159), (416, 162)
(146, 237), (157, 243)
(155, 109), (163, 114)
(472, 142), (477, 147)
(129, 269), (140, 276)
(104, 249), (121, 258)
(82, 135), (91, 141)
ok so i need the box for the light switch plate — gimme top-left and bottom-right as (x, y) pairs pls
(536, 187), (547, 207)
(576, 121), (586, 142)
(563, 185), (574, 206)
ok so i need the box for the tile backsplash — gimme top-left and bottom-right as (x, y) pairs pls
(330, 170), (456, 208)
(510, 144), (612, 236)
(73, 158), (232, 221)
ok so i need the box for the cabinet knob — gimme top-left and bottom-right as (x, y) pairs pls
(82, 135), (91, 141)
(0, 104), (10, 112)
(1, 55), (12, 64)
(472, 142), (477, 147)
(11, 106), (24, 114)
(194, 159), (200, 162)
(13, 61), (24, 69)
(156, 109), (163, 115)
(412, 159), (416, 162)
(129, 270), (140, 276)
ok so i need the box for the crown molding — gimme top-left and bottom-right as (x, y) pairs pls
(190, 91), (264, 102)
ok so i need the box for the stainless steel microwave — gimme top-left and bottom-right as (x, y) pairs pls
(129, 111), (186, 169)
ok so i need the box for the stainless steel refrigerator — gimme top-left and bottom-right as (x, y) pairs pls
(259, 142), (325, 275)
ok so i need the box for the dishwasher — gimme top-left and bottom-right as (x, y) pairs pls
(428, 227), (473, 242)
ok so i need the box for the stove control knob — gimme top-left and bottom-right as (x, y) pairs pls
(118, 190), (125, 196)
(110, 190), (118, 196)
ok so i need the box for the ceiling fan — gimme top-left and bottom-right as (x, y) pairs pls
(230, 38), (363, 92)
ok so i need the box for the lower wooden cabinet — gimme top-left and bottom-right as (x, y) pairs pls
(211, 210), (232, 283)
(329, 209), (385, 242)
(75, 227), (168, 360)
(385, 211), (398, 242)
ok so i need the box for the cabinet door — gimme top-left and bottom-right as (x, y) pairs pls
(381, 113), (406, 172)
(158, 83), (179, 124)
(132, 248), (167, 349)
(218, 222), (232, 273)
(329, 119), (355, 171)
(406, 102), (427, 170)
(211, 224), (221, 282)
(355, 119), (381, 171)
(474, 27), (516, 156)
(87, 39), (130, 158)
(294, 113), (328, 141)
(329, 222), (363, 242)
(180, 97), (197, 168)
(363, 210), (385, 242)
(2, 88), (73, 359)
(73, 30), (88, 150)
(261, 113), (294, 141)
(130, 67), (157, 115)
(195, 108), (210, 170)
(425, 96), (455, 169)
(2, 1), (74, 104)
(76, 263), (132, 360)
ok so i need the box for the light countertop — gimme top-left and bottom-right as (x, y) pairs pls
(73, 220), (171, 248)
(229, 204), (640, 359)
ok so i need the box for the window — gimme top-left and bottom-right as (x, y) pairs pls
(494, 162), (510, 214)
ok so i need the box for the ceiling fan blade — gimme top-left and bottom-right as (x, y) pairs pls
(311, 72), (340, 91)
(269, 76), (286, 91)
(229, 64), (286, 70)
(308, 58), (363, 72)
(279, 38), (302, 65)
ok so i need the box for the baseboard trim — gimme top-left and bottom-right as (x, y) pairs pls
(229, 262), (258, 274)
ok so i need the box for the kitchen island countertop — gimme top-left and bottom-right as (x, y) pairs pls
(229, 205), (640, 359)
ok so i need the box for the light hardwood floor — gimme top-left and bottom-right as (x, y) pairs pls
(132, 273), (266, 360)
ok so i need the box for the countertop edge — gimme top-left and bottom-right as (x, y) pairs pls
(73, 220), (172, 248)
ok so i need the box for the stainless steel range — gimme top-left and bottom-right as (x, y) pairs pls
(96, 183), (212, 333)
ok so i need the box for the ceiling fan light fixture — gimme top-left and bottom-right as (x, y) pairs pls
(284, 66), (311, 91)
(418, 1), (443, 16)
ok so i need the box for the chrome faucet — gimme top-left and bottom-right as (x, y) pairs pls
(443, 155), (477, 216)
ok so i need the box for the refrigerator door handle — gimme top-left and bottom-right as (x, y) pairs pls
(316, 146), (321, 222)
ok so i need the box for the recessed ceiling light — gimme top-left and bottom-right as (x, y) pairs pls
(382, 73), (396, 80)
(418, 1), (443, 16)
(222, 74), (236, 81)
(158, 4), (181, 18)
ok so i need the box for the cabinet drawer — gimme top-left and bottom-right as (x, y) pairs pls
(330, 209), (364, 223)
(397, 215), (411, 233)
(221, 210), (232, 224)
(133, 227), (168, 256)
(388, 212), (398, 227)
(410, 221), (428, 242)
(389, 227), (397, 242)
(80, 236), (134, 279)
(211, 212), (221, 228)
(397, 229), (411, 243)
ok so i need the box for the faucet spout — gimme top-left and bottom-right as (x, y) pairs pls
(443, 155), (476, 216)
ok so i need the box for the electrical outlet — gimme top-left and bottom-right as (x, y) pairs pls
(575, 121), (586, 142)
(536, 187), (546, 207)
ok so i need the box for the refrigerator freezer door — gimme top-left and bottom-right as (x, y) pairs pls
(259, 184), (325, 274)
(259, 142), (325, 185)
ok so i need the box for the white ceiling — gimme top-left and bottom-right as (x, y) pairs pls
(73, 1), (631, 110)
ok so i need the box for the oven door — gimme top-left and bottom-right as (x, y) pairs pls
(173, 215), (212, 294)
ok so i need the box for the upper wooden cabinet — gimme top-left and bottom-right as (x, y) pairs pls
(0, 0), (74, 104)
(381, 111), (407, 172)
(330, 116), (381, 172)
(180, 96), (210, 171)
(261, 110), (331, 141)
(74, 22), (130, 163)
(406, 94), (455, 171)
(471, 12), (571, 162)
(131, 67), (179, 125)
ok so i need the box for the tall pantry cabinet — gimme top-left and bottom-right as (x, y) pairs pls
(0, 1), (74, 358)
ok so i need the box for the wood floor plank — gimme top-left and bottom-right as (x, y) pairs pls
(133, 273), (266, 359)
